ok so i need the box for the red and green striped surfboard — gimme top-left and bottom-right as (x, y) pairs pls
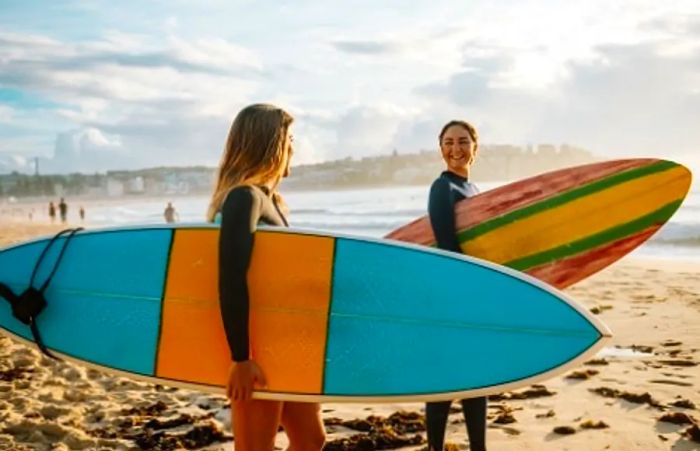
(386, 159), (692, 289)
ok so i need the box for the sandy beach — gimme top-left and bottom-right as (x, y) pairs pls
(0, 222), (698, 450)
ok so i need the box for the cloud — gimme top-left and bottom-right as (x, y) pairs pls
(0, 105), (14, 123)
(410, 37), (700, 156)
(1, 2), (700, 174)
(332, 104), (414, 158)
(391, 118), (444, 152)
(332, 39), (403, 55)
(539, 43), (700, 154)
(0, 29), (266, 172)
(45, 127), (126, 173)
(0, 31), (261, 106)
(418, 69), (492, 105)
(0, 154), (30, 173)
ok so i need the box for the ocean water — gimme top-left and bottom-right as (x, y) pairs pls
(81, 181), (699, 261)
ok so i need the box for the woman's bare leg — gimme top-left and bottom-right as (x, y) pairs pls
(232, 399), (284, 451)
(280, 402), (326, 451)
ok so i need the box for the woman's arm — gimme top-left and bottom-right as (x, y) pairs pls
(428, 178), (462, 253)
(218, 186), (263, 362)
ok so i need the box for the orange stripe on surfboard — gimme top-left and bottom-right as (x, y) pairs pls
(157, 230), (335, 394)
(247, 232), (335, 394)
(156, 229), (230, 386)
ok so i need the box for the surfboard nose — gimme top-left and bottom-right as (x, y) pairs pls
(320, 237), (611, 400)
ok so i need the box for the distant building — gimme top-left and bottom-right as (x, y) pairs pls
(124, 177), (145, 194)
(107, 178), (124, 197)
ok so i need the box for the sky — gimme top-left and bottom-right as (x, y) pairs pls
(0, 0), (698, 175)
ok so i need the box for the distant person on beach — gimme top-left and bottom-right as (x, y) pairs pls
(79, 206), (85, 222)
(425, 120), (486, 451)
(163, 202), (179, 223)
(58, 198), (68, 224)
(206, 104), (325, 450)
(48, 202), (56, 223)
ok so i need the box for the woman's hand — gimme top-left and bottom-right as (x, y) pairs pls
(226, 360), (267, 401)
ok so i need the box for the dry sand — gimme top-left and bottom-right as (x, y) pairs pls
(0, 222), (698, 450)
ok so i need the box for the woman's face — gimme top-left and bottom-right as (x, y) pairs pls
(440, 125), (477, 174)
(281, 128), (294, 178)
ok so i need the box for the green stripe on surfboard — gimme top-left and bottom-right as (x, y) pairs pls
(456, 159), (679, 244)
(504, 200), (683, 271)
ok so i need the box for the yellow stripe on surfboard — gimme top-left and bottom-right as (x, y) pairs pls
(463, 165), (689, 264)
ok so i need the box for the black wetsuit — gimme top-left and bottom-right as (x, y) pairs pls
(217, 185), (288, 362)
(426, 171), (486, 451)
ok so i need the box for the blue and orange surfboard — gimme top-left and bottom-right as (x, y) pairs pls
(0, 226), (609, 402)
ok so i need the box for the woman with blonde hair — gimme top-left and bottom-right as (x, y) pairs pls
(207, 104), (326, 450)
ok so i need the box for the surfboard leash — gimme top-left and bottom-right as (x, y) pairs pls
(0, 227), (84, 361)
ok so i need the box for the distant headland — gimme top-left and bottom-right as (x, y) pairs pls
(0, 144), (596, 199)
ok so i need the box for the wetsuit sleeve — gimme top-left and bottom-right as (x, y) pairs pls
(218, 187), (262, 362)
(428, 178), (462, 253)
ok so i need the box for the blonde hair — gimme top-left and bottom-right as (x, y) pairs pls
(207, 104), (293, 222)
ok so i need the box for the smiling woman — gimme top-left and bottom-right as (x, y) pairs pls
(425, 119), (486, 451)
(438, 120), (478, 179)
